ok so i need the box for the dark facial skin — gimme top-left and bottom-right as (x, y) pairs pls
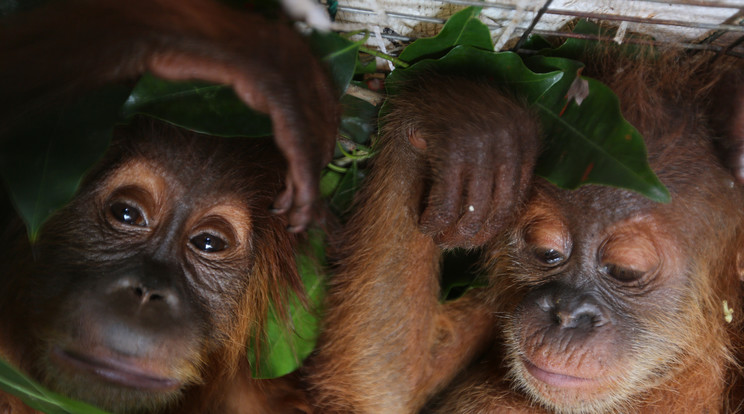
(0, 121), (303, 414)
(305, 54), (744, 414)
(424, 55), (744, 413)
(0, 1), (338, 409)
(499, 182), (691, 411)
(486, 56), (744, 412)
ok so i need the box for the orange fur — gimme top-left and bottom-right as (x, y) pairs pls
(308, 50), (744, 413)
(0, 122), (310, 414)
(305, 77), (539, 412)
(0, 0), (338, 411)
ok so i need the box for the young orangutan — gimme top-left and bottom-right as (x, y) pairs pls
(306, 51), (744, 413)
(0, 0), (338, 413)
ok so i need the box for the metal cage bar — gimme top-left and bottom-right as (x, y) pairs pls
(329, 0), (744, 58)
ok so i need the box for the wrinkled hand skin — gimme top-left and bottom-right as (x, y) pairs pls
(399, 76), (541, 248)
(305, 76), (539, 413)
(0, 0), (340, 232)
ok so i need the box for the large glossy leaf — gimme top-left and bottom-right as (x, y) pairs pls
(0, 9), (357, 406)
(0, 85), (131, 241)
(539, 20), (601, 59)
(339, 93), (378, 145)
(534, 76), (669, 201)
(309, 30), (363, 94)
(398, 6), (493, 63)
(522, 55), (584, 105)
(121, 74), (273, 138)
(121, 31), (360, 139)
(387, 47), (563, 103)
(527, 23), (666, 200)
(0, 358), (110, 414)
(387, 42), (669, 202)
(248, 229), (327, 379)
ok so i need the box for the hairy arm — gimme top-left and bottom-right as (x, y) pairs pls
(306, 76), (540, 412)
(0, 0), (339, 230)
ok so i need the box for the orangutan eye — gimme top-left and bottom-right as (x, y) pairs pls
(534, 247), (565, 266)
(110, 202), (146, 227)
(190, 233), (227, 253)
(602, 264), (645, 283)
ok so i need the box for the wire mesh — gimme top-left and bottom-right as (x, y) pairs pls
(324, 0), (744, 58)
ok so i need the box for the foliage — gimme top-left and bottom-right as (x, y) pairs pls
(248, 228), (327, 379)
(323, 93), (376, 214)
(122, 74), (273, 138)
(0, 22), (361, 414)
(0, 359), (109, 414)
(386, 7), (669, 203)
(397, 6), (492, 62)
(0, 86), (131, 242)
(385, 7), (670, 299)
(0, 4), (673, 413)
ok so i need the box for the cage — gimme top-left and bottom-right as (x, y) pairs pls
(322, 0), (744, 61)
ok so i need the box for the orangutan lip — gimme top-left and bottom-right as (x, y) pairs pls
(522, 358), (596, 388)
(52, 347), (180, 392)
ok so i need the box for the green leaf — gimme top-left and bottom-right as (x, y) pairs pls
(320, 169), (343, 198)
(121, 74), (272, 138)
(386, 44), (669, 202)
(398, 6), (493, 64)
(319, 92), (376, 214)
(309, 30), (363, 94)
(440, 249), (487, 301)
(519, 34), (553, 52)
(330, 162), (366, 214)
(522, 20), (612, 58)
(0, 85), (131, 241)
(0, 357), (110, 414)
(354, 55), (377, 75)
(387, 47), (563, 101)
(121, 32), (360, 139)
(534, 77), (670, 202)
(339, 93), (378, 145)
(522, 23), (668, 201)
(522, 54), (584, 105)
(248, 229), (327, 379)
(524, 54), (670, 202)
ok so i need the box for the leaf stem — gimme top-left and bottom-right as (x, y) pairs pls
(336, 141), (371, 160)
(359, 46), (410, 68)
(326, 163), (348, 173)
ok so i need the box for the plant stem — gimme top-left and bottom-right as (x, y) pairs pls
(359, 46), (410, 68)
